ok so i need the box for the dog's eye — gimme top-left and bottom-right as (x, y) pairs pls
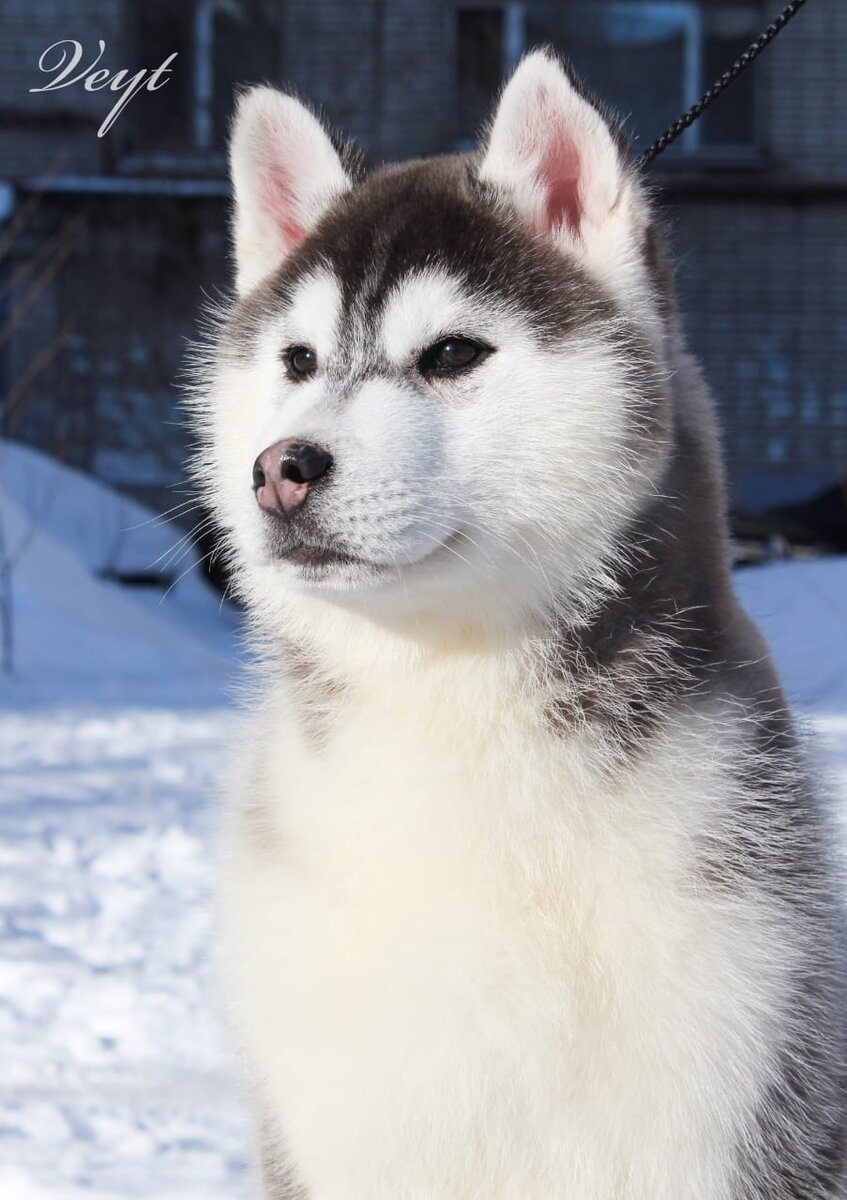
(419, 337), (488, 378)
(286, 346), (318, 380)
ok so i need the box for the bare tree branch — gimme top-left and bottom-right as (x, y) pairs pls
(2, 318), (76, 435)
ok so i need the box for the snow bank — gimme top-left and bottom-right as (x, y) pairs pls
(0, 440), (239, 707)
(735, 556), (847, 713)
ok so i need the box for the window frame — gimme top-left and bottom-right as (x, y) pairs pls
(119, 0), (239, 177)
(456, 0), (763, 164)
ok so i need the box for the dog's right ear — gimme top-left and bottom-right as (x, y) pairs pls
(478, 52), (657, 317)
(229, 87), (352, 295)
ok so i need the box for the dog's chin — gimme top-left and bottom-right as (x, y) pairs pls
(265, 531), (466, 595)
(280, 544), (393, 593)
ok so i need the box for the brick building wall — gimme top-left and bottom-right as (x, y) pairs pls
(1, 0), (844, 519)
(279, 0), (451, 161)
(670, 193), (847, 511)
(658, 0), (847, 509)
(763, 0), (847, 181)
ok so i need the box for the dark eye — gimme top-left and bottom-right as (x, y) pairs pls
(419, 337), (489, 378)
(286, 346), (318, 379)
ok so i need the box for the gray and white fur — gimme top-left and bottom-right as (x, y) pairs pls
(188, 50), (847, 1199)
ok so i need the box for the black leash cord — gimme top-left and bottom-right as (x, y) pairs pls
(641, 0), (809, 166)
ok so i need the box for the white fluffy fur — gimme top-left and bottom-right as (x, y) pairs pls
(187, 58), (835, 1200)
(221, 668), (801, 1199)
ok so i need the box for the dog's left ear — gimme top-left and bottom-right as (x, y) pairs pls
(479, 51), (650, 300)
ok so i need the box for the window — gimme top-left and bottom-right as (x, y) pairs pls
(124, 0), (278, 166)
(456, 2), (761, 160)
(130, 0), (193, 157)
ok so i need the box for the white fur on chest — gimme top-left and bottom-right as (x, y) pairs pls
(220, 665), (794, 1200)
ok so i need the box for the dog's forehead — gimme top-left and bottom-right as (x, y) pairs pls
(283, 158), (610, 341)
(286, 264), (473, 368)
(307, 160), (501, 310)
(228, 158), (615, 359)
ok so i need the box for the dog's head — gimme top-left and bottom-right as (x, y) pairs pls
(194, 52), (674, 634)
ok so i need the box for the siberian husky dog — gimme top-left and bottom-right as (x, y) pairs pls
(190, 51), (847, 1199)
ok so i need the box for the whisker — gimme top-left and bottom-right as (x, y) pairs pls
(162, 521), (218, 573)
(160, 550), (214, 602)
(150, 516), (216, 572)
(123, 498), (203, 532)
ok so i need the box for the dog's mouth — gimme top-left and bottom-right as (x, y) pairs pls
(284, 543), (371, 570)
(263, 524), (391, 582)
(262, 519), (466, 589)
(283, 541), (403, 591)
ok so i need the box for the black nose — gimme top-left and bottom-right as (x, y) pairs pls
(280, 441), (334, 485)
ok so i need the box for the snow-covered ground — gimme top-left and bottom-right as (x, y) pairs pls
(0, 443), (253, 1199)
(0, 708), (252, 1200)
(0, 442), (845, 1198)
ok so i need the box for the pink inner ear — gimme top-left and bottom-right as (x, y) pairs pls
(257, 120), (306, 249)
(533, 87), (583, 236)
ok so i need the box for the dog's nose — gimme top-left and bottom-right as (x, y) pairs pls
(252, 439), (334, 516)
